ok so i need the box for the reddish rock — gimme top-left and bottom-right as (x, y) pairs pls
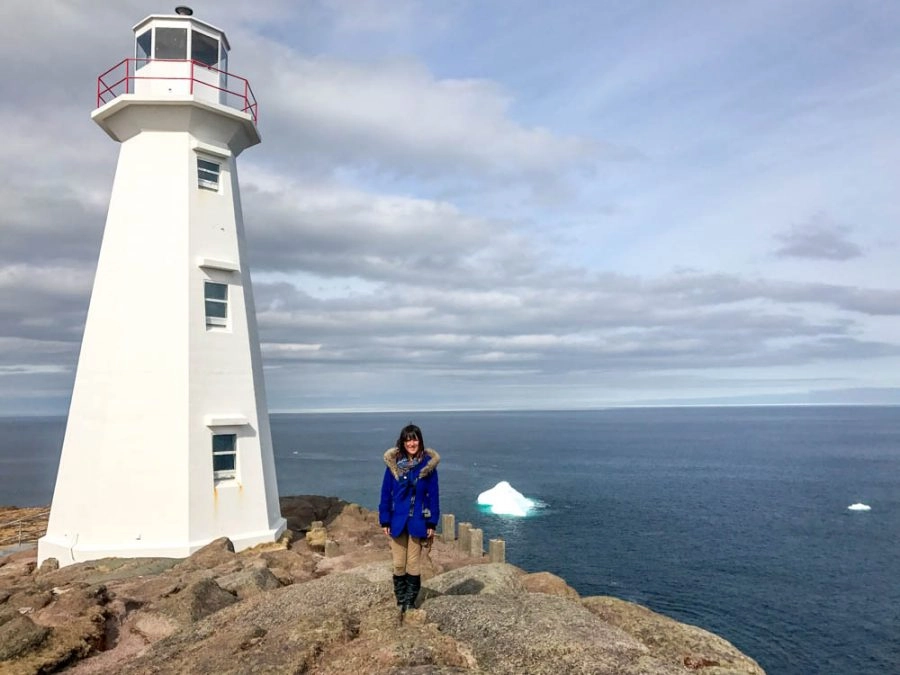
(151, 577), (237, 624)
(521, 570), (580, 599)
(0, 498), (766, 674)
(174, 537), (235, 571)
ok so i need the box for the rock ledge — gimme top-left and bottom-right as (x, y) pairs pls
(0, 496), (765, 674)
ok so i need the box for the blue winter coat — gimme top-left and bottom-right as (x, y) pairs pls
(379, 447), (440, 539)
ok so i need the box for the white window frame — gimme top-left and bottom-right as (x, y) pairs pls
(212, 433), (237, 481)
(197, 157), (221, 191)
(204, 280), (228, 328)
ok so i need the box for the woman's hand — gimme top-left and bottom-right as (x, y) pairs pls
(426, 528), (434, 539)
(382, 527), (391, 536)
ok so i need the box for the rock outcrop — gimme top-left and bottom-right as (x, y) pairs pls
(0, 496), (765, 674)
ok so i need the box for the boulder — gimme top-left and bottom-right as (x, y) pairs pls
(151, 577), (237, 624)
(116, 572), (392, 674)
(175, 537), (235, 571)
(280, 495), (348, 532)
(521, 570), (580, 599)
(423, 593), (676, 675)
(216, 567), (282, 598)
(258, 549), (316, 584)
(7, 588), (53, 613)
(111, 574), (184, 606)
(0, 606), (50, 660)
(36, 557), (59, 575)
(582, 596), (765, 674)
(33, 583), (109, 627)
(4, 584), (112, 674)
(423, 562), (526, 597)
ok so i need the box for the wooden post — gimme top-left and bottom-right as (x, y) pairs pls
(469, 528), (484, 557)
(440, 513), (456, 542)
(489, 538), (506, 563)
(458, 522), (472, 554)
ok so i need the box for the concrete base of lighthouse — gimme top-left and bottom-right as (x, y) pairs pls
(39, 519), (286, 566)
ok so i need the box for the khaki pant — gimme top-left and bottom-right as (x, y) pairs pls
(390, 532), (424, 576)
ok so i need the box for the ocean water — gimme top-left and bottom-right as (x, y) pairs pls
(2, 406), (898, 674)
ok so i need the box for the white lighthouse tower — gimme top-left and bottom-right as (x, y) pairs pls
(38, 7), (286, 566)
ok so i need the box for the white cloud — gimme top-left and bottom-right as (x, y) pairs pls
(254, 54), (600, 180)
(2, 1), (900, 411)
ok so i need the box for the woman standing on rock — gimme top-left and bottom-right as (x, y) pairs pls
(380, 423), (440, 615)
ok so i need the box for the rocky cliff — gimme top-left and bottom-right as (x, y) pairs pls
(0, 496), (764, 674)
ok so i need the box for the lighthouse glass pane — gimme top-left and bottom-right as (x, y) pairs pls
(155, 27), (187, 60)
(192, 31), (219, 67)
(205, 282), (227, 301)
(219, 50), (229, 105)
(135, 30), (151, 68)
(213, 453), (236, 473)
(212, 434), (235, 453)
(205, 300), (227, 318)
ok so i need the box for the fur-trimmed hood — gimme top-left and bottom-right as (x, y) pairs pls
(383, 447), (440, 480)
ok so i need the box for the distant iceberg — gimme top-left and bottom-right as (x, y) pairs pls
(477, 481), (535, 517)
(847, 503), (871, 511)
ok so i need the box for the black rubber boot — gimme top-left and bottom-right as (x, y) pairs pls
(392, 574), (407, 608)
(403, 574), (421, 611)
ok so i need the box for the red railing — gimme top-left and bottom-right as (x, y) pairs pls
(97, 58), (258, 123)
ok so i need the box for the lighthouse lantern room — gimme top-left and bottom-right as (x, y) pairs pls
(38, 7), (286, 567)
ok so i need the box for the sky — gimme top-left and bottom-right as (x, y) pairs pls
(2, 0), (900, 414)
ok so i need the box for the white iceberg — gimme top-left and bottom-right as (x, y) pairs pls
(847, 503), (871, 511)
(477, 481), (535, 517)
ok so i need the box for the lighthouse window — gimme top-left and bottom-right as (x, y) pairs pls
(192, 31), (220, 68)
(212, 434), (237, 480)
(135, 30), (151, 67)
(198, 158), (220, 190)
(204, 281), (228, 327)
(155, 27), (187, 60)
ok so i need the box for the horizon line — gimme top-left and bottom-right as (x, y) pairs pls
(4, 401), (899, 419)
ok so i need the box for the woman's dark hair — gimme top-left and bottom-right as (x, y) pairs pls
(396, 424), (425, 456)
